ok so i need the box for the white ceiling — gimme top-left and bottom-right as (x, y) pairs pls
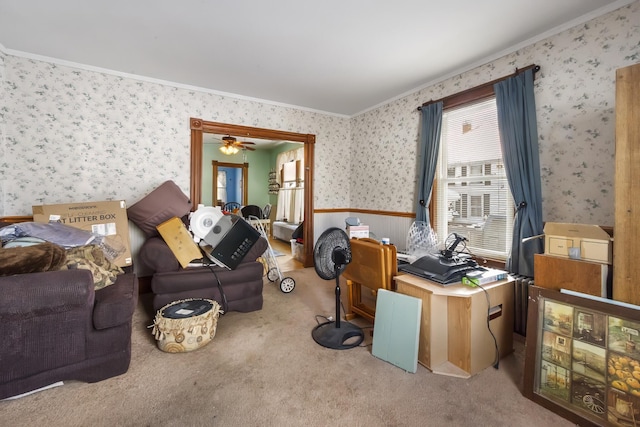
(0, 0), (631, 116)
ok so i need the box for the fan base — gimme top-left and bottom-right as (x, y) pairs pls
(311, 321), (364, 350)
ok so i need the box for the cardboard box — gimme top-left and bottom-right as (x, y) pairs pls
(156, 217), (203, 269)
(347, 225), (369, 239)
(543, 222), (612, 264)
(33, 200), (132, 267)
(462, 268), (508, 287)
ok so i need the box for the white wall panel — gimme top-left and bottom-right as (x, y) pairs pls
(314, 212), (416, 252)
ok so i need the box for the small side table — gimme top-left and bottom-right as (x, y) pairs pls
(394, 274), (514, 378)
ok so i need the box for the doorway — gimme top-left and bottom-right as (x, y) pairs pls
(212, 161), (248, 206)
(190, 118), (315, 267)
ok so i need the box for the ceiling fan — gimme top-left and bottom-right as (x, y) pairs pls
(218, 135), (256, 155)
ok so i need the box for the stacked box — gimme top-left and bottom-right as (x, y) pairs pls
(33, 200), (132, 267)
(347, 225), (369, 238)
(543, 222), (612, 264)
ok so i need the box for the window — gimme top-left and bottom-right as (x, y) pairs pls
(432, 97), (513, 260)
(216, 170), (227, 204)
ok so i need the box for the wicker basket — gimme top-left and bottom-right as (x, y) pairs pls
(152, 298), (221, 353)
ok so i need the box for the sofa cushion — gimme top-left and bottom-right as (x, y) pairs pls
(151, 262), (264, 312)
(0, 242), (67, 276)
(139, 236), (181, 273)
(140, 235), (268, 274)
(127, 180), (192, 237)
(151, 262), (261, 294)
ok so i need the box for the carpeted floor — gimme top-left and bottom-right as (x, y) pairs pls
(1, 268), (574, 426)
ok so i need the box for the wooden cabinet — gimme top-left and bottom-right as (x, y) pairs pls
(534, 254), (609, 297)
(394, 274), (514, 378)
(613, 63), (640, 305)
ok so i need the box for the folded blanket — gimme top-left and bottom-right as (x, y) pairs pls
(61, 245), (123, 290)
(0, 221), (97, 248)
(0, 242), (67, 275)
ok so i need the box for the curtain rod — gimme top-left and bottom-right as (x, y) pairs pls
(417, 64), (540, 111)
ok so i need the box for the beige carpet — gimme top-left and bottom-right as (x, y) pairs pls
(1, 268), (573, 426)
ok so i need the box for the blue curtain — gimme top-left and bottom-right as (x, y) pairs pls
(416, 102), (443, 224)
(494, 68), (544, 277)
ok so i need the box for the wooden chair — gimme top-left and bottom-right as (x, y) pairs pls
(223, 202), (241, 213)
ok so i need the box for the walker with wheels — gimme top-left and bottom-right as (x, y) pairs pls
(248, 215), (295, 293)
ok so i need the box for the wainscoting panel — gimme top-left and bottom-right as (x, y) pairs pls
(313, 212), (348, 243)
(313, 212), (415, 252)
(352, 213), (415, 252)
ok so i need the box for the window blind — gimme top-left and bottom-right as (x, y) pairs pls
(433, 98), (513, 259)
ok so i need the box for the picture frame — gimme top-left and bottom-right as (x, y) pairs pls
(524, 286), (640, 426)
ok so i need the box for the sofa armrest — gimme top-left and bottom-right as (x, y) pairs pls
(0, 270), (94, 320)
(240, 236), (268, 264)
(93, 272), (138, 330)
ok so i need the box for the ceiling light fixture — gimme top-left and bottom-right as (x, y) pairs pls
(219, 145), (239, 155)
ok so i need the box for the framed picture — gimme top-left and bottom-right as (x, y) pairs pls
(524, 286), (640, 427)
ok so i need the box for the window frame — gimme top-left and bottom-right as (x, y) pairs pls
(419, 64), (538, 266)
(428, 89), (512, 265)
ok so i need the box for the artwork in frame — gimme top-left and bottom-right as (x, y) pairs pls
(524, 286), (640, 427)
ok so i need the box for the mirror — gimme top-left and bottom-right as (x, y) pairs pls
(212, 161), (248, 207)
(190, 118), (315, 267)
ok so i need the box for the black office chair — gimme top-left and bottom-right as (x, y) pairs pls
(240, 205), (263, 219)
(223, 202), (241, 212)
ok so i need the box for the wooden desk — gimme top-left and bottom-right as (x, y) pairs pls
(394, 274), (514, 378)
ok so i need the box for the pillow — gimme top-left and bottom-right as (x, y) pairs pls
(62, 245), (124, 290)
(127, 180), (192, 237)
(0, 242), (67, 276)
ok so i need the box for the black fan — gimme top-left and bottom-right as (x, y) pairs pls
(311, 227), (364, 350)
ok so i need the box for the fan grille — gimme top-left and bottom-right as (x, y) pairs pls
(313, 227), (351, 280)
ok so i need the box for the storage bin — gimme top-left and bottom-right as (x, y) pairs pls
(290, 239), (304, 262)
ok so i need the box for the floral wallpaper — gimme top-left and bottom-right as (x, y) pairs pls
(1, 1), (639, 231)
(351, 1), (640, 227)
(0, 50), (6, 199)
(0, 57), (350, 215)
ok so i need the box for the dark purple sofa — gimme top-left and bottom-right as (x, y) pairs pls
(0, 267), (138, 399)
(138, 236), (268, 313)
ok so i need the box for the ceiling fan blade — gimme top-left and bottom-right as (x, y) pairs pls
(243, 146), (256, 151)
(222, 135), (236, 143)
(239, 141), (255, 145)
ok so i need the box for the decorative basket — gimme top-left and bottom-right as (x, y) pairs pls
(152, 298), (222, 353)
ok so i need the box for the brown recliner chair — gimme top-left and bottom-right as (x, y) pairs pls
(0, 268), (138, 399)
(138, 235), (268, 313)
